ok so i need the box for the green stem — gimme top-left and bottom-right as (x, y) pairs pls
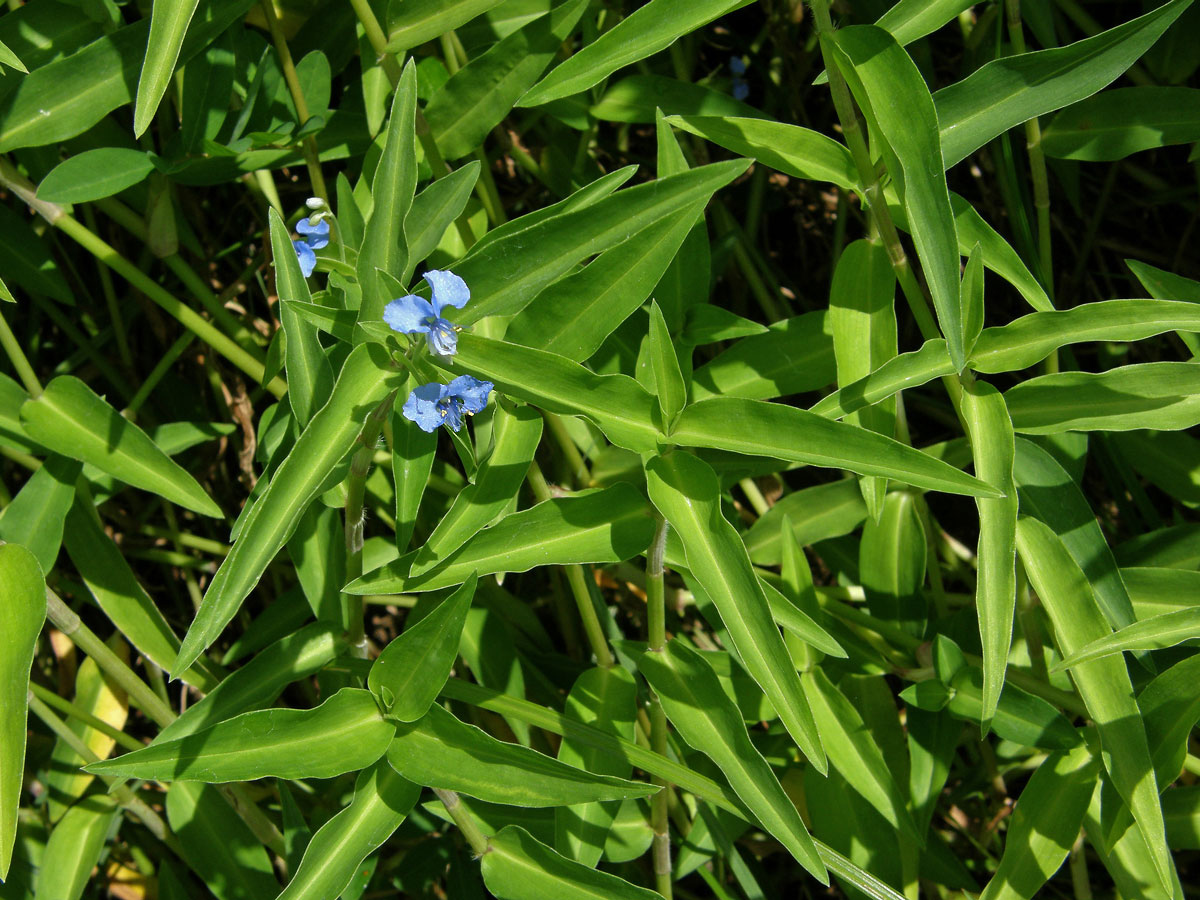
(28, 681), (144, 752)
(124, 331), (195, 417)
(433, 787), (491, 855)
(0, 305), (42, 396)
(348, 0), (402, 84)
(258, 0), (328, 202)
(646, 518), (673, 899)
(82, 204), (133, 369)
(26, 693), (184, 856)
(528, 462), (614, 668)
(344, 390), (398, 655)
(542, 411), (590, 487)
(1004, 0), (1053, 302)
(44, 589), (176, 728)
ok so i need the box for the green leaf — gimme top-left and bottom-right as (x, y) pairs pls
(426, 0), (588, 160)
(0, 454), (78, 571)
(809, 339), (953, 421)
(0, 543), (43, 881)
(456, 160), (750, 326)
(483, 825), (662, 899)
(174, 342), (398, 676)
(386, 0), (508, 53)
(961, 378), (1018, 725)
(166, 782), (279, 899)
(411, 403), (542, 574)
(672, 397), (1000, 498)
(961, 244), (984, 355)
(827, 26), (964, 370)
(36, 148), (155, 203)
(277, 760), (421, 900)
(802, 667), (919, 839)
(829, 239), (897, 518)
(690, 311), (835, 402)
(1015, 516), (1174, 895)
(666, 115), (858, 191)
(875, 0), (977, 46)
(644, 452), (827, 774)
(392, 397), (437, 553)
(36, 795), (118, 900)
(349, 483), (657, 594)
(934, 0), (1194, 168)
(519, 0), (754, 107)
(1043, 87), (1200, 161)
(369, 575), (477, 720)
(134, 0), (201, 136)
(554, 666), (637, 866)
(1139, 655), (1200, 790)
(591, 75), (761, 124)
(387, 704), (657, 806)
(446, 334), (660, 453)
(405, 161), (481, 278)
(859, 491), (927, 635)
(646, 301), (686, 424)
(0, 37), (27, 74)
(1054, 608), (1200, 671)
(762, 580), (847, 658)
(155, 622), (343, 743)
(979, 745), (1098, 900)
(87, 688), (395, 782)
(358, 59), (417, 324)
(0, 0), (253, 152)
(505, 205), (704, 362)
(972, 300), (1200, 374)
(1013, 438), (1136, 631)
(20, 376), (221, 517)
(271, 208), (333, 426)
(1005, 362), (1200, 433)
(943, 665), (1082, 751)
(743, 478), (867, 567)
(628, 639), (827, 880)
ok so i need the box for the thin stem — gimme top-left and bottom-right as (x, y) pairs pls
(542, 411), (590, 488)
(646, 518), (673, 899)
(528, 461), (614, 668)
(124, 331), (194, 417)
(258, 0), (328, 202)
(0, 305), (42, 396)
(1005, 0), (1053, 302)
(44, 589), (176, 729)
(348, 0), (402, 84)
(344, 390), (398, 655)
(433, 787), (491, 855)
(28, 681), (144, 752)
(82, 204), (133, 369)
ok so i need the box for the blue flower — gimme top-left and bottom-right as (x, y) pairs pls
(293, 218), (330, 278)
(383, 270), (471, 357)
(730, 57), (749, 101)
(402, 375), (494, 432)
(729, 57), (746, 76)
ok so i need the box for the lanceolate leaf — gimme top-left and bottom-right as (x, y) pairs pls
(454, 160), (750, 325)
(349, 483), (657, 594)
(1042, 87), (1200, 161)
(827, 26), (964, 370)
(672, 397), (1000, 498)
(935, 0), (1194, 168)
(277, 760), (421, 900)
(1006, 362), (1200, 434)
(1054, 608), (1200, 671)
(483, 826), (662, 900)
(810, 340), (955, 421)
(519, 0), (754, 106)
(644, 451), (827, 774)
(386, 704), (657, 806)
(174, 342), (399, 676)
(961, 378), (1018, 726)
(1016, 516), (1174, 895)
(134, 0), (201, 137)
(87, 689), (395, 783)
(629, 639), (828, 881)
(979, 745), (1098, 900)
(368, 575), (477, 721)
(0, 543), (43, 881)
(20, 376), (221, 518)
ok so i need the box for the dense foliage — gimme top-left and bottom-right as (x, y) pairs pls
(3, 0), (1200, 898)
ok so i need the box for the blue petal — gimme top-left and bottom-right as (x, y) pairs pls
(293, 240), (316, 277)
(384, 295), (436, 334)
(729, 56), (746, 75)
(425, 319), (458, 357)
(424, 270), (470, 315)
(732, 79), (749, 102)
(297, 218), (330, 249)
(448, 375), (493, 415)
(402, 382), (447, 432)
(442, 400), (465, 432)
